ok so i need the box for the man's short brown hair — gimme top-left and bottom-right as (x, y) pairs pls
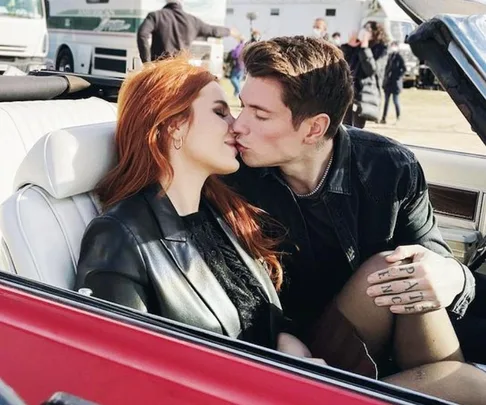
(243, 36), (353, 138)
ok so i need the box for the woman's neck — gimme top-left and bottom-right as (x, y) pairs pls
(164, 164), (209, 216)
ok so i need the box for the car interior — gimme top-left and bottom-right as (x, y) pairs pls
(2, 2), (486, 402)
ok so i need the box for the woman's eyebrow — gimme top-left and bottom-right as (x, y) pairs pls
(213, 100), (230, 109)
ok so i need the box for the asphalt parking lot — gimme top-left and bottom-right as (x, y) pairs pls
(222, 80), (486, 156)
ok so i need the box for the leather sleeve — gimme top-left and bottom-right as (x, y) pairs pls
(76, 216), (154, 313)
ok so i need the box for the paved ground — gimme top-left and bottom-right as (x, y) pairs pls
(221, 79), (486, 156)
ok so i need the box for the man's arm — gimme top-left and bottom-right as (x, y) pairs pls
(393, 161), (475, 318)
(137, 13), (156, 63)
(192, 15), (231, 38)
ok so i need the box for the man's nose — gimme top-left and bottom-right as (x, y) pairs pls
(231, 113), (248, 137)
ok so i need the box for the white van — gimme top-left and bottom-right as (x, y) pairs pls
(46, 0), (227, 78)
(0, 0), (48, 74)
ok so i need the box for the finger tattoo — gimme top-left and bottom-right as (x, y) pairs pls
(400, 265), (415, 275)
(403, 280), (419, 291)
(408, 292), (424, 302)
(381, 284), (393, 293)
(404, 305), (415, 312)
(392, 296), (403, 304)
(377, 269), (390, 279)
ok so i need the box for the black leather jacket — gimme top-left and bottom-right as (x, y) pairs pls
(75, 183), (281, 340)
(226, 126), (475, 329)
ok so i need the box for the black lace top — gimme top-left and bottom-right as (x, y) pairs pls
(181, 205), (281, 348)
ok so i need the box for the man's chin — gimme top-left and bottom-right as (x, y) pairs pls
(239, 153), (266, 168)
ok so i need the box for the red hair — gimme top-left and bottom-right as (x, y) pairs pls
(97, 55), (283, 290)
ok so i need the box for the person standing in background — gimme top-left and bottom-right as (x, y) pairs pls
(137, 0), (238, 63)
(341, 21), (388, 128)
(312, 18), (329, 41)
(381, 41), (406, 124)
(228, 37), (246, 97)
(331, 32), (342, 47)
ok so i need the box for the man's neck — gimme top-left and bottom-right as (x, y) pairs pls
(279, 140), (334, 195)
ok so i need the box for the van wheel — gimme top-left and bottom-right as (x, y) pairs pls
(56, 48), (74, 72)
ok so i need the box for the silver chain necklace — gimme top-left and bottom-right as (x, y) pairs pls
(294, 153), (334, 199)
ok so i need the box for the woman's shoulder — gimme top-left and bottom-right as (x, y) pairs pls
(89, 189), (153, 238)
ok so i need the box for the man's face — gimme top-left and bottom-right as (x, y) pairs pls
(233, 75), (308, 168)
(313, 19), (326, 32)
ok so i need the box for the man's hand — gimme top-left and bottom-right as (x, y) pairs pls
(366, 245), (465, 314)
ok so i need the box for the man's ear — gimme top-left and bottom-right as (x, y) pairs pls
(303, 114), (331, 145)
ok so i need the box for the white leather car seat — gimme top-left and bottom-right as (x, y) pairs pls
(0, 97), (117, 206)
(0, 97), (116, 272)
(0, 122), (117, 289)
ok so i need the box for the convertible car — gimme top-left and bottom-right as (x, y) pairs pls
(1, 1), (486, 404)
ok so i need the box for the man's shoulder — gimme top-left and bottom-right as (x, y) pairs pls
(346, 126), (417, 168)
(345, 126), (420, 198)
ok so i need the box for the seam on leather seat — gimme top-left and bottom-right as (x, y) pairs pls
(15, 185), (43, 280)
(0, 107), (27, 151)
(16, 186), (78, 280)
(33, 187), (78, 271)
(42, 132), (56, 194)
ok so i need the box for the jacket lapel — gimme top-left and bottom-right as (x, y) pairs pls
(142, 184), (241, 338)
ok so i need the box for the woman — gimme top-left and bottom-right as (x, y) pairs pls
(342, 21), (388, 128)
(75, 55), (312, 354)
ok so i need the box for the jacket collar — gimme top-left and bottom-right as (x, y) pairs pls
(142, 183), (187, 242)
(164, 2), (182, 11)
(325, 125), (352, 196)
(261, 124), (352, 196)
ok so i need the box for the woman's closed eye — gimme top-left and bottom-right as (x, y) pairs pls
(214, 108), (228, 118)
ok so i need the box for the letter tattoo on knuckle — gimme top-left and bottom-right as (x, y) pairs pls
(381, 284), (393, 294)
(391, 296), (403, 304)
(400, 265), (415, 275)
(408, 292), (424, 302)
(377, 270), (390, 279)
(403, 280), (419, 292)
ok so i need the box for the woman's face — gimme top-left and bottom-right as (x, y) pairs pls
(179, 81), (238, 175)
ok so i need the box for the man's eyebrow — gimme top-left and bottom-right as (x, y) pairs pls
(238, 97), (273, 113)
(214, 100), (230, 109)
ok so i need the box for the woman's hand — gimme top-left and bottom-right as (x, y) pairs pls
(277, 333), (327, 365)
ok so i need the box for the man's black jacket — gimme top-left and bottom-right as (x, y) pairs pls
(137, 2), (230, 62)
(226, 126), (475, 331)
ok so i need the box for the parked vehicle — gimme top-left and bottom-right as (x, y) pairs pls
(0, 0), (48, 74)
(1, 1), (486, 403)
(46, 0), (227, 78)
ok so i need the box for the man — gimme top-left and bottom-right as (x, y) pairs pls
(312, 18), (329, 41)
(227, 36), (475, 369)
(137, 0), (238, 63)
(331, 31), (341, 47)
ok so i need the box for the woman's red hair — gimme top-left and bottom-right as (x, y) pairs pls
(97, 55), (283, 290)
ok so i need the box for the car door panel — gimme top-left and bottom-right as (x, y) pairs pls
(408, 145), (485, 264)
